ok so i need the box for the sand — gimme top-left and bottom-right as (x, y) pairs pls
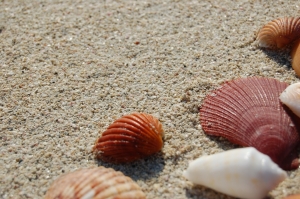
(1, 0), (300, 198)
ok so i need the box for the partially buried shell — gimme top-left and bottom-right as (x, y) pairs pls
(257, 17), (300, 49)
(280, 82), (300, 118)
(183, 147), (287, 199)
(93, 113), (164, 163)
(44, 167), (146, 199)
(200, 77), (300, 170)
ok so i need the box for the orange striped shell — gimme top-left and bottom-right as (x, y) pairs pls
(93, 113), (164, 163)
(257, 17), (300, 49)
(44, 167), (146, 199)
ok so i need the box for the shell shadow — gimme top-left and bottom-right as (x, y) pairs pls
(259, 48), (292, 69)
(184, 184), (235, 199)
(94, 151), (165, 181)
(185, 184), (275, 199)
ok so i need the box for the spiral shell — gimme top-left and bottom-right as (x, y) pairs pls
(93, 113), (164, 163)
(280, 82), (300, 118)
(200, 77), (300, 170)
(183, 147), (287, 199)
(257, 17), (300, 49)
(44, 167), (146, 199)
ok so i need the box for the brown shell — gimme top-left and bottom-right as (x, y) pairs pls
(44, 167), (146, 199)
(284, 194), (300, 199)
(200, 77), (300, 170)
(93, 113), (164, 163)
(257, 17), (300, 49)
(291, 39), (300, 77)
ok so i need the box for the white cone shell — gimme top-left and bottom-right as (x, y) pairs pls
(280, 82), (300, 118)
(183, 147), (287, 199)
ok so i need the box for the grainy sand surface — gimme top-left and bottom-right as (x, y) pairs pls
(1, 0), (300, 198)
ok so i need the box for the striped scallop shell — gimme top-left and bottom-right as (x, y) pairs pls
(93, 113), (164, 163)
(200, 77), (300, 170)
(44, 167), (146, 199)
(257, 17), (300, 49)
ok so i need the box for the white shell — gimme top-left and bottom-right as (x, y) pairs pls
(183, 147), (287, 199)
(280, 82), (300, 118)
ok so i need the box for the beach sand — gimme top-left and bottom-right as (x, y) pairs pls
(1, 0), (300, 198)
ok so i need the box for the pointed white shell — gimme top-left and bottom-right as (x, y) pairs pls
(183, 147), (287, 199)
(280, 82), (300, 118)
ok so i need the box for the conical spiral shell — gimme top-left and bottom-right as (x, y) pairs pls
(257, 17), (300, 49)
(183, 147), (287, 199)
(44, 167), (146, 199)
(93, 113), (164, 163)
(200, 77), (300, 170)
(280, 82), (300, 118)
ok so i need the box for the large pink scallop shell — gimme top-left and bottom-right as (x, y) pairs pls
(200, 77), (300, 170)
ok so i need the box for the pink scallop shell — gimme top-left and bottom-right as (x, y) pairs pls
(200, 77), (300, 170)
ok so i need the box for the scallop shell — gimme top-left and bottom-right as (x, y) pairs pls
(44, 167), (146, 199)
(280, 82), (300, 118)
(257, 17), (300, 49)
(200, 77), (300, 170)
(183, 147), (287, 199)
(93, 113), (164, 163)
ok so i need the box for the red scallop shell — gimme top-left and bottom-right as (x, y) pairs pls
(257, 17), (300, 49)
(200, 77), (300, 170)
(93, 113), (164, 163)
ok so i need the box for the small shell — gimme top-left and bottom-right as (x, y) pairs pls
(284, 194), (300, 199)
(257, 17), (300, 49)
(93, 113), (164, 163)
(183, 147), (287, 199)
(44, 167), (146, 199)
(200, 77), (300, 170)
(291, 39), (300, 77)
(280, 82), (300, 118)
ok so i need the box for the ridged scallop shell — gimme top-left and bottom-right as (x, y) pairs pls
(93, 113), (164, 163)
(257, 17), (300, 49)
(183, 147), (287, 199)
(280, 82), (300, 118)
(200, 77), (300, 170)
(44, 167), (146, 199)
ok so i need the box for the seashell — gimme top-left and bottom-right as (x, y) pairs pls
(284, 194), (300, 199)
(44, 167), (146, 199)
(93, 113), (164, 163)
(200, 77), (300, 170)
(257, 17), (300, 49)
(183, 147), (287, 199)
(280, 82), (300, 118)
(291, 39), (300, 76)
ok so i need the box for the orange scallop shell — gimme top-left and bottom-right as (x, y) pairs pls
(200, 77), (300, 170)
(93, 113), (164, 163)
(44, 167), (146, 199)
(257, 17), (300, 49)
